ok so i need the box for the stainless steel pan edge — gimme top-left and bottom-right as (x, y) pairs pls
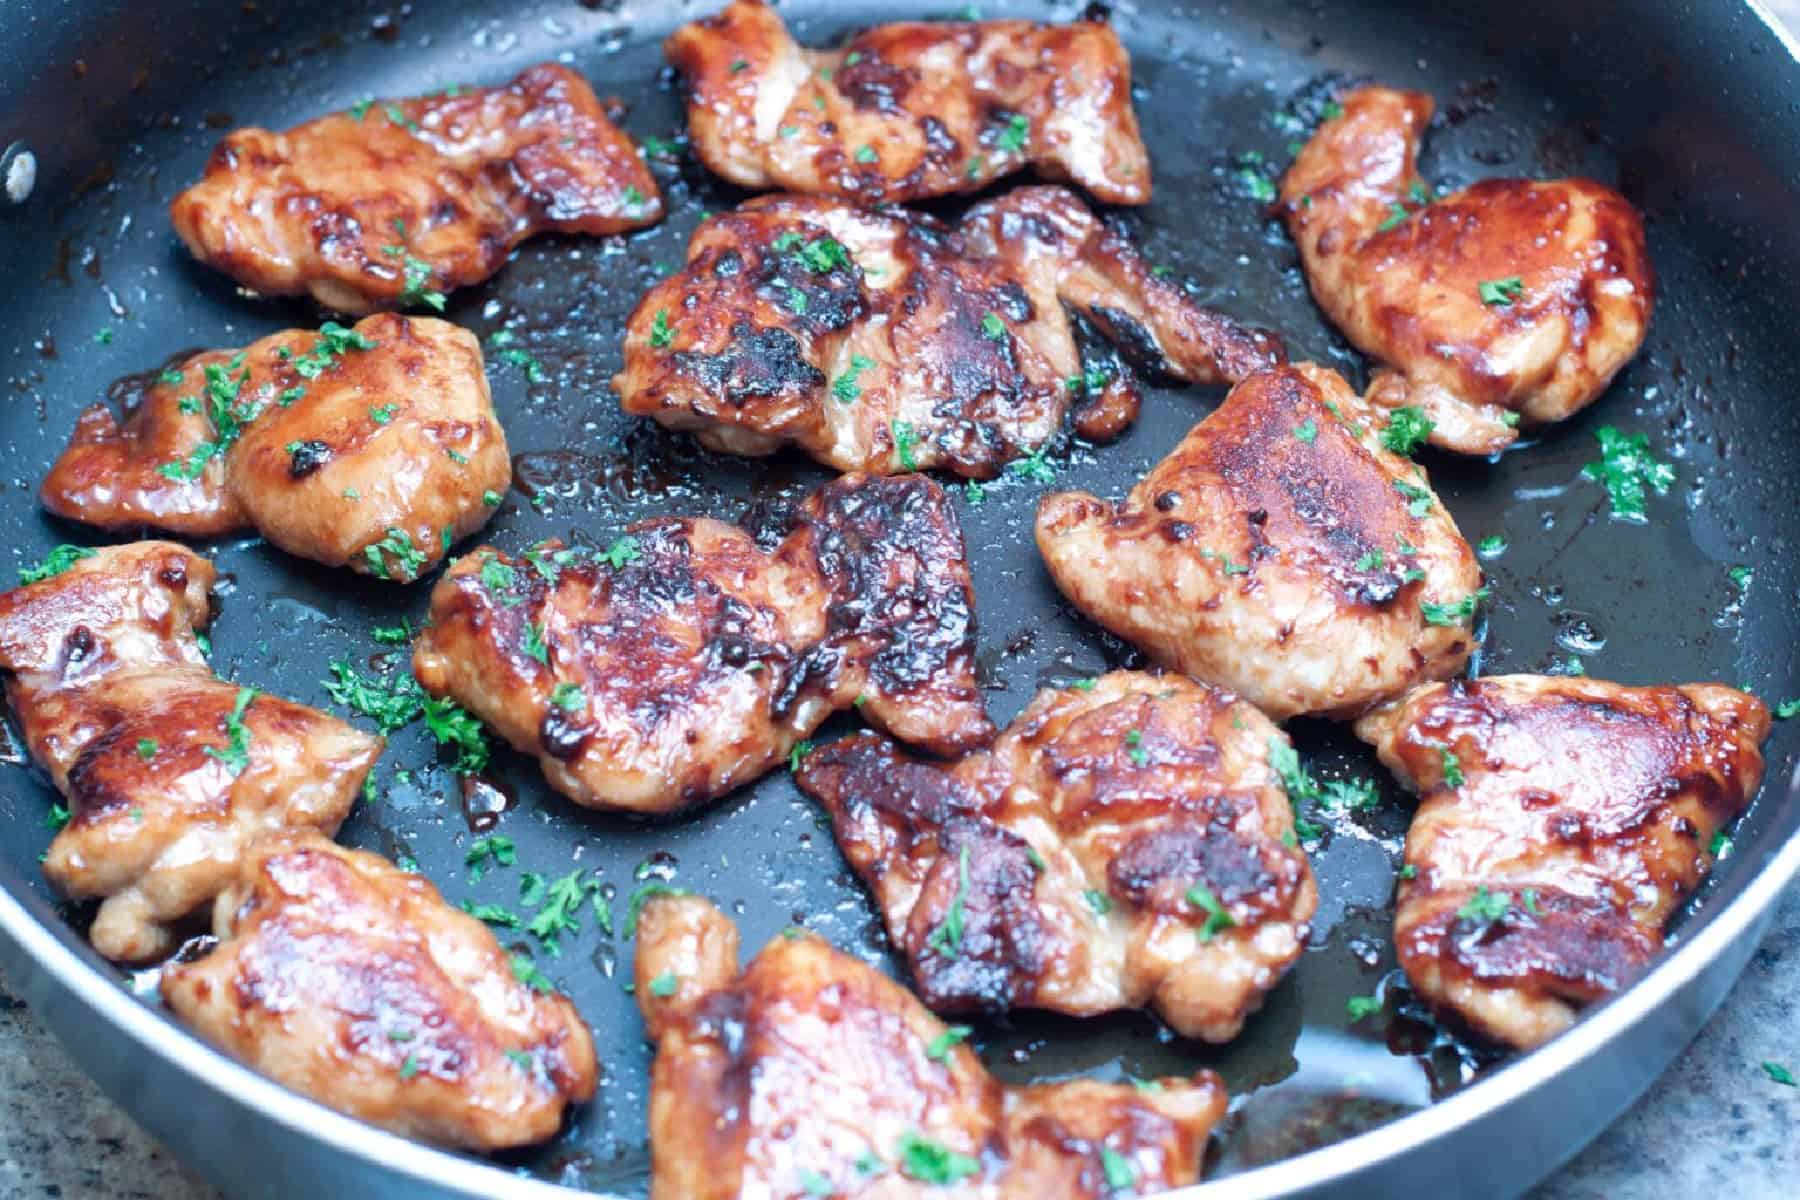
(5, 763), (1796, 1200)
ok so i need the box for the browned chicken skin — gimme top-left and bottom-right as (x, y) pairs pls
(1356, 675), (1769, 1049)
(161, 832), (597, 1151)
(1279, 86), (1652, 453)
(170, 64), (661, 313)
(41, 315), (510, 582)
(413, 473), (992, 814)
(634, 893), (1226, 1199)
(1037, 364), (1482, 721)
(615, 186), (1282, 477)
(797, 671), (1317, 1043)
(0, 543), (380, 962)
(666, 0), (1150, 205)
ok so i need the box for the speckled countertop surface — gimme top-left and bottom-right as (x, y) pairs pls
(6, 1), (1800, 1195)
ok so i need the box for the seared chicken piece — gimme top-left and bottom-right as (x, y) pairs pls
(413, 473), (992, 814)
(666, 0), (1149, 205)
(797, 671), (1316, 1043)
(1037, 364), (1481, 721)
(171, 64), (661, 313)
(162, 832), (597, 1151)
(616, 186), (1282, 477)
(1356, 675), (1769, 1048)
(0, 543), (379, 962)
(1279, 86), (1652, 453)
(635, 893), (1226, 1199)
(41, 315), (509, 582)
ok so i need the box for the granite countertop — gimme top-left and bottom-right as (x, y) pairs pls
(3, 883), (1796, 1196)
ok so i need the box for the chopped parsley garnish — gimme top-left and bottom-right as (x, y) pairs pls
(832, 353), (875, 403)
(1008, 446), (1056, 483)
(379, 244), (445, 311)
(135, 738), (159, 761)
(1438, 745), (1465, 787)
(1477, 534), (1508, 557)
(1774, 698), (1800, 720)
(503, 1049), (533, 1072)
(649, 309), (674, 348)
(382, 102), (417, 131)
(1381, 407), (1435, 456)
(1709, 830), (1733, 858)
(1392, 479), (1433, 517)
(1083, 889), (1112, 916)
(368, 403), (398, 425)
(1375, 202), (1410, 232)
(1269, 737), (1324, 840)
(519, 872), (548, 907)
(1399, 864), (1417, 880)
(996, 113), (1030, 153)
(1235, 151), (1277, 203)
(1293, 418), (1318, 444)
(203, 687), (259, 776)
(157, 358), (264, 482)
(479, 554), (517, 597)
(522, 621), (550, 665)
(1345, 995), (1383, 1022)
(1124, 728), (1148, 768)
(895, 1131), (979, 1185)
(1478, 276), (1525, 306)
(980, 311), (1008, 342)
(528, 868), (600, 953)
(1353, 549), (1385, 572)
(1420, 587), (1488, 627)
(1521, 888), (1543, 916)
(461, 901), (521, 928)
(891, 420), (920, 471)
(94, 327), (114, 345)
(511, 952), (555, 993)
(425, 695), (490, 775)
(1320, 777), (1380, 810)
(854, 144), (878, 164)
(45, 802), (70, 832)
(348, 97), (375, 120)
(1581, 426), (1674, 521)
(925, 1025), (972, 1062)
(600, 535), (642, 568)
(482, 489), (502, 508)
(647, 970), (678, 997)
(788, 740), (814, 772)
(1762, 1062), (1797, 1087)
(1457, 886), (1510, 923)
(363, 527), (428, 581)
(966, 155), (986, 179)
(926, 846), (972, 958)
(640, 134), (685, 159)
(466, 836), (516, 882)
(1186, 883), (1235, 942)
(1099, 1146), (1137, 1193)
(623, 184), (646, 210)
(549, 682), (585, 712)
(324, 660), (424, 733)
(18, 545), (95, 585)
(398, 1055), (420, 1080)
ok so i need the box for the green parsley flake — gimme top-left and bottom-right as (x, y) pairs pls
(1438, 745), (1465, 788)
(895, 1131), (979, 1186)
(1100, 1146), (1137, 1193)
(832, 352), (876, 403)
(1083, 889), (1113, 916)
(550, 682), (585, 712)
(529, 868), (601, 953)
(1457, 885), (1510, 923)
(600, 535), (642, 569)
(996, 113), (1030, 153)
(203, 687), (259, 776)
(1477, 534), (1508, 557)
(1269, 737), (1324, 840)
(1581, 426), (1674, 522)
(1293, 418), (1318, 444)
(1381, 406), (1435, 456)
(511, 953), (555, 993)
(1420, 588), (1488, 627)
(926, 846), (972, 958)
(1186, 883), (1235, 942)
(461, 901), (521, 928)
(45, 802), (70, 832)
(1008, 446), (1056, 483)
(369, 403), (398, 425)
(1392, 479), (1433, 517)
(854, 144), (878, 164)
(1345, 995), (1383, 1022)
(1761, 1062), (1796, 1087)
(925, 1025), (972, 1062)
(1376, 202), (1410, 232)
(980, 311), (1008, 342)
(136, 738), (159, 761)
(466, 836), (516, 882)
(19, 545), (95, 585)
(363, 527), (428, 582)
(649, 309), (674, 349)
(891, 420), (920, 471)
(1478, 276), (1525, 306)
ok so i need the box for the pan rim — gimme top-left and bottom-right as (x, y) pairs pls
(2, 761), (1795, 1198)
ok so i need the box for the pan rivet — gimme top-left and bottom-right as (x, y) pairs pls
(2, 142), (36, 205)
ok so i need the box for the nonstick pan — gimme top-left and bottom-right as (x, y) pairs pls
(2, 2), (1797, 1197)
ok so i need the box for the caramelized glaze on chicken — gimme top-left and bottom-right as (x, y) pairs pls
(41, 315), (509, 582)
(666, 0), (1149, 205)
(1037, 364), (1481, 720)
(161, 832), (597, 1150)
(1279, 86), (1652, 453)
(797, 671), (1316, 1042)
(171, 64), (661, 313)
(0, 543), (380, 962)
(635, 893), (1226, 1199)
(616, 186), (1282, 477)
(1356, 675), (1769, 1048)
(413, 473), (992, 814)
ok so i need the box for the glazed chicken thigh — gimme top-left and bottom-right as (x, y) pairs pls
(634, 893), (1227, 1199)
(42, 314), (510, 582)
(797, 671), (1317, 1043)
(1036, 364), (1482, 721)
(0, 543), (379, 962)
(616, 186), (1282, 477)
(161, 832), (597, 1151)
(171, 64), (661, 313)
(666, 0), (1150, 205)
(413, 473), (992, 814)
(1279, 86), (1652, 453)
(1356, 675), (1769, 1048)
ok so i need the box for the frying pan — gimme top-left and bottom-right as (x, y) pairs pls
(1, 1), (1797, 1197)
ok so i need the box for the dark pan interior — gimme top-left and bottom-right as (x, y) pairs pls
(2, 0), (1797, 1192)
